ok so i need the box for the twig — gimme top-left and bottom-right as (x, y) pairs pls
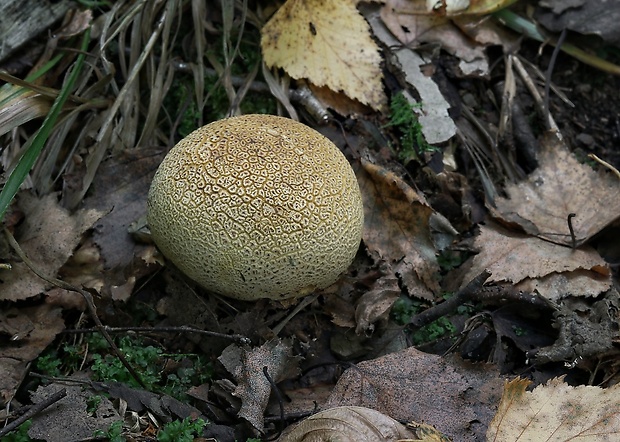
(62, 325), (250, 345)
(409, 271), (557, 328)
(512, 56), (560, 134)
(263, 367), (284, 441)
(567, 213), (577, 249)
(409, 271), (492, 328)
(4, 229), (146, 389)
(0, 389), (67, 438)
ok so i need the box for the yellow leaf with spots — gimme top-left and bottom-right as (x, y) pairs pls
(261, 0), (386, 110)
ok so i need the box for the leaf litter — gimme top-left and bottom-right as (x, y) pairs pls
(488, 377), (620, 441)
(1, 0), (620, 440)
(490, 131), (620, 247)
(261, 0), (386, 110)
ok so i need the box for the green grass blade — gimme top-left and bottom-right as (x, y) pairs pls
(0, 28), (91, 222)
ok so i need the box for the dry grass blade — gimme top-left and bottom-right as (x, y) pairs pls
(136, 0), (180, 147)
(0, 87), (51, 138)
(0, 29), (91, 221)
(63, 1), (171, 209)
(191, 0), (207, 124)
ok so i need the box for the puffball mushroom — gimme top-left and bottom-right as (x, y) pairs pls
(147, 114), (364, 301)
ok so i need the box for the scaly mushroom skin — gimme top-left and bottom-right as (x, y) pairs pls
(147, 114), (363, 301)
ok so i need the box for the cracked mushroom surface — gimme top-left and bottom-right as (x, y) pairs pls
(147, 114), (364, 301)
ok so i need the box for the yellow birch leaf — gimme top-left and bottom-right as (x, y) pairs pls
(261, 0), (386, 110)
(488, 377), (620, 441)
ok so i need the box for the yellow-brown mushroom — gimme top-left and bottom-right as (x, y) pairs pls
(147, 114), (363, 301)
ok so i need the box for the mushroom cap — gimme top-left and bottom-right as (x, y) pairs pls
(147, 114), (363, 301)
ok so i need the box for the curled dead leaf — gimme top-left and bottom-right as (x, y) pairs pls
(359, 158), (441, 300)
(278, 406), (415, 441)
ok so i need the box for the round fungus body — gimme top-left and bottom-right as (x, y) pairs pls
(147, 114), (364, 301)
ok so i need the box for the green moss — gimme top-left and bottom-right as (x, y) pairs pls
(157, 417), (208, 442)
(386, 91), (436, 163)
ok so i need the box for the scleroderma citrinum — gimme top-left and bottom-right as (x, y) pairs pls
(147, 114), (364, 301)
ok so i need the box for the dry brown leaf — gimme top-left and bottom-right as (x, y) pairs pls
(359, 159), (441, 300)
(515, 269), (612, 301)
(28, 383), (120, 442)
(488, 377), (620, 441)
(261, 0), (386, 110)
(460, 222), (611, 299)
(324, 346), (503, 441)
(82, 148), (164, 294)
(219, 339), (301, 432)
(380, 0), (445, 46)
(380, 0), (490, 76)
(308, 83), (372, 117)
(355, 276), (401, 335)
(491, 131), (620, 247)
(278, 406), (417, 441)
(0, 304), (64, 405)
(56, 8), (92, 39)
(0, 192), (104, 301)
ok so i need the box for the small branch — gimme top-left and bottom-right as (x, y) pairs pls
(0, 389), (67, 438)
(409, 271), (557, 329)
(62, 325), (250, 345)
(567, 213), (577, 249)
(263, 367), (284, 441)
(410, 271), (491, 328)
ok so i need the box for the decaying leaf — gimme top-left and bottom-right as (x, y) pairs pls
(460, 222), (611, 299)
(355, 276), (401, 335)
(359, 159), (441, 300)
(488, 377), (620, 441)
(28, 383), (120, 442)
(261, 0), (386, 110)
(82, 148), (164, 295)
(531, 293), (618, 365)
(490, 131), (620, 247)
(515, 268), (612, 301)
(0, 192), (104, 301)
(325, 346), (503, 441)
(278, 406), (417, 441)
(0, 304), (64, 405)
(379, 0), (496, 76)
(219, 339), (301, 432)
